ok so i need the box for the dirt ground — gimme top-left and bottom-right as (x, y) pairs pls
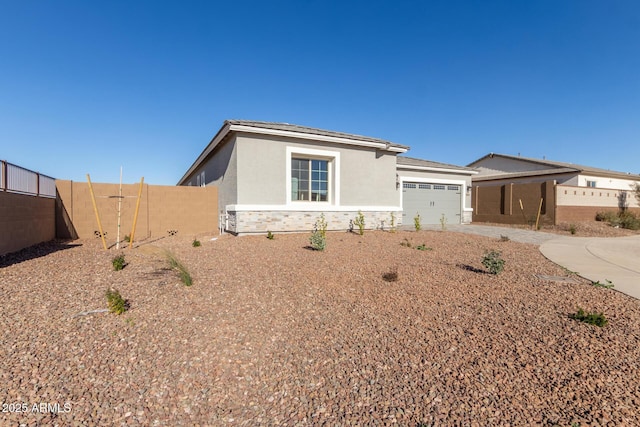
(1, 228), (639, 426)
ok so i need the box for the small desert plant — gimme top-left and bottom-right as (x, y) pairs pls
(596, 210), (640, 230)
(123, 234), (131, 243)
(415, 243), (432, 251)
(315, 214), (328, 238)
(382, 267), (398, 282)
(439, 214), (447, 230)
(400, 238), (412, 248)
(619, 211), (640, 230)
(112, 254), (126, 271)
(569, 224), (577, 235)
(570, 308), (608, 327)
(266, 231), (275, 240)
(414, 213), (421, 231)
(482, 250), (505, 275)
(166, 251), (193, 286)
(389, 212), (397, 233)
(499, 235), (510, 242)
(595, 210), (618, 223)
(192, 239), (201, 247)
(309, 230), (326, 251)
(105, 288), (127, 315)
(354, 210), (365, 235)
(592, 279), (614, 289)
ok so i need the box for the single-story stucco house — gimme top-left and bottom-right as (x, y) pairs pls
(468, 153), (640, 223)
(178, 120), (476, 234)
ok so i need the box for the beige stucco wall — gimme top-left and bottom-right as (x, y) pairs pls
(233, 133), (400, 208)
(0, 191), (55, 256)
(183, 135), (238, 214)
(556, 185), (639, 209)
(572, 174), (640, 191)
(472, 156), (553, 175)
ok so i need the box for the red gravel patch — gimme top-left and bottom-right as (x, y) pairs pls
(1, 230), (639, 426)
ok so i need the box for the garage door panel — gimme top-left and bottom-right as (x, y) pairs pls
(402, 182), (461, 224)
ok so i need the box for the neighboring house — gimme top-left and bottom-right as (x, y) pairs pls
(468, 153), (640, 224)
(178, 120), (476, 234)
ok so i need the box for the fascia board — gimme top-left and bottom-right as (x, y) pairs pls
(177, 123), (231, 185)
(397, 165), (478, 175)
(229, 124), (402, 152)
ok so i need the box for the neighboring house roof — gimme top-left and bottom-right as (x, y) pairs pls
(468, 153), (640, 182)
(397, 156), (478, 175)
(178, 120), (409, 185)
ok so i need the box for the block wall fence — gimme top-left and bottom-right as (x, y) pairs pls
(55, 180), (219, 244)
(0, 191), (55, 256)
(556, 184), (640, 222)
(472, 181), (640, 225)
(472, 181), (556, 225)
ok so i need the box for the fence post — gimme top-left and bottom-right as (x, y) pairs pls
(1, 160), (6, 191)
(36, 172), (40, 196)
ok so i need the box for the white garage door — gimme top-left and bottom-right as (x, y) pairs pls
(402, 183), (461, 224)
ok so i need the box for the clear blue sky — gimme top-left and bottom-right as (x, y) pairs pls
(1, 1), (639, 185)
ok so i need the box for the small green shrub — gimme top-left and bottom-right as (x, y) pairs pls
(400, 238), (412, 248)
(266, 231), (275, 240)
(112, 254), (126, 271)
(166, 251), (193, 286)
(389, 212), (397, 233)
(482, 250), (505, 275)
(569, 224), (577, 235)
(415, 243), (432, 251)
(499, 235), (510, 242)
(414, 213), (421, 232)
(192, 239), (201, 247)
(570, 308), (608, 327)
(315, 214), (328, 238)
(596, 210), (640, 230)
(309, 231), (326, 251)
(592, 279), (614, 289)
(382, 267), (398, 282)
(595, 210), (618, 223)
(123, 234), (131, 243)
(439, 214), (447, 231)
(354, 210), (365, 235)
(105, 288), (127, 315)
(619, 211), (640, 230)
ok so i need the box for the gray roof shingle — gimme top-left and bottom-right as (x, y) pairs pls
(397, 155), (476, 172)
(226, 120), (409, 150)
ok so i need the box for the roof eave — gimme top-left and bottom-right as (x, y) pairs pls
(397, 164), (478, 175)
(177, 122), (232, 185)
(229, 123), (408, 152)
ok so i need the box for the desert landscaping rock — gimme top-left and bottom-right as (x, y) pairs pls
(1, 229), (640, 426)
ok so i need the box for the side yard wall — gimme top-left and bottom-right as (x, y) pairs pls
(0, 191), (55, 256)
(56, 180), (219, 242)
(472, 181), (556, 225)
(556, 185), (640, 222)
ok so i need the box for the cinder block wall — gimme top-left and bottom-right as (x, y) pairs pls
(55, 180), (218, 243)
(472, 181), (556, 225)
(556, 185), (640, 222)
(0, 191), (55, 256)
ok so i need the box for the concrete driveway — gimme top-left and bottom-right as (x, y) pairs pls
(540, 235), (640, 300)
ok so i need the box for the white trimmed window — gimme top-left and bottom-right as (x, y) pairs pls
(286, 146), (340, 205)
(292, 158), (329, 201)
(586, 180), (596, 188)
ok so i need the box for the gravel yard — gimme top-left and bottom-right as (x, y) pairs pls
(1, 229), (640, 426)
